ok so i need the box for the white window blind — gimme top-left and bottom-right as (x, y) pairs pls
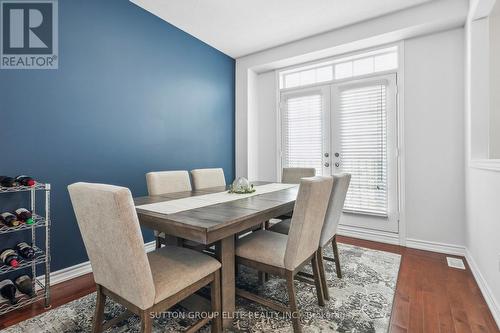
(282, 93), (324, 175)
(338, 84), (388, 216)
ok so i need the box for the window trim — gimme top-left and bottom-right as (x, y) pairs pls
(278, 44), (399, 91)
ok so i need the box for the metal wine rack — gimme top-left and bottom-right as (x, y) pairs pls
(0, 183), (51, 316)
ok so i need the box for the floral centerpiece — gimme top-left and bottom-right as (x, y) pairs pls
(228, 177), (256, 194)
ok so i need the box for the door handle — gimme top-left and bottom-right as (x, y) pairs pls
(324, 162), (330, 167)
(335, 162), (340, 167)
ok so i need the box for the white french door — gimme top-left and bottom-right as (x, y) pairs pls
(280, 74), (399, 233)
(330, 75), (398, 232)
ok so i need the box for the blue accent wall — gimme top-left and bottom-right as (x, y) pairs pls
(0, 0), (235, 272)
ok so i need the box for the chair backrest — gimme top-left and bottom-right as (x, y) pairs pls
(191, 168), (226, 189)
(284, 176), (333, 270)
(282, 167), (316, 184)
(146, 170), (192, 195)
(319, 173), (351, 248)
(68, 182), (155, 310)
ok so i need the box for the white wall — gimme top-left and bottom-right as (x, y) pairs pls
(490, 4), (500, 158)
(404, 29), (465, 246)
(465, 0), (500, 324)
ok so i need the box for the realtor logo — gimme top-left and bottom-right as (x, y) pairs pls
(1, 0), (58, 69)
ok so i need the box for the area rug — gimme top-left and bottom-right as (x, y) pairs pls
(1, 244), (401, 333)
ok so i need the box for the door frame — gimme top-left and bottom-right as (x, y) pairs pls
(274, 41), (406, 244)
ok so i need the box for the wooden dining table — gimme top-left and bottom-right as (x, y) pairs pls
(133, 181), (298, 329)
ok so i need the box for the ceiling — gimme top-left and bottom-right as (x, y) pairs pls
(131, 0), (436, 58)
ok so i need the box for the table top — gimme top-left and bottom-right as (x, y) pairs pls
(134, 181), (298, 244)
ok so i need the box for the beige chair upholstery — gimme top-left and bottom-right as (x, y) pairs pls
(191, 168), (226, 189)
(282, 167), (316, 184)
(68, 183), (155, 310)
(271, 174), (351, 246)
(146, 170), (192, 195)
(319, 173), (351, 247)
(236, 176), (333, 271)
(149, 245), (221, 303)
(236, 230), (288, 268)
(145, 171), (192, 242)
(284, 176), (333, 270)
(68, 182), (221, 311)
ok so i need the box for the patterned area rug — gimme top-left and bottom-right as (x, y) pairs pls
(2, 244), (401, 333)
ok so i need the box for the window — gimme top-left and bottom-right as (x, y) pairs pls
(281, 91), (325, 176)
(279, 46), (398, 89)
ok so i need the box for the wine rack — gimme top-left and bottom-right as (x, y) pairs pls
(0, 183), (51, 316)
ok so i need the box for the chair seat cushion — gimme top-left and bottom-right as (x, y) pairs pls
(148, 246), (221, 303)
(269, 219), (291, 235)
(236, 230), (288, 268)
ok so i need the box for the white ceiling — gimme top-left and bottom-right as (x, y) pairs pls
(131, 0), (436, 58)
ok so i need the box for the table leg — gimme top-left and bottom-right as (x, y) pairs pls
(216, 236), (235, 329)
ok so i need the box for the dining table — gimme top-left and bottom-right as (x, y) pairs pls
(133, 181), (299, 329)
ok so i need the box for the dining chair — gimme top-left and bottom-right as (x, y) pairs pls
(270, 167), (317, 226)
(190, 168), (226, 190)
(235, 176), (333, 333)
(146, 170), (192, 249)
(281, 167), (316, 184)
(270, 173), (351, 301)
(68, 182), (222, 333)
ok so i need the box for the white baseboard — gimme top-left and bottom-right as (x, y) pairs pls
(465, 249), (500, 329)
(38, 240), (157, 286)
(337, 224), (400, 245)
(405, 238), (466, 256)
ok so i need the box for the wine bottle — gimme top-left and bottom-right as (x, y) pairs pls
(15, 208), (33, 225)
(0, 176), (17, 188)
(0, 280), (17, 304)
(15, 242), (35, 260)
(14, 175), (35, 187)
(14, 275), (34, 297)
(0, 212), (20, 227)
(0, 249), (19, 268)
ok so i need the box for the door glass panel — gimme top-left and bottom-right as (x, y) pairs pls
(282, 93), (324, 175)
(337, 84), (388, 216)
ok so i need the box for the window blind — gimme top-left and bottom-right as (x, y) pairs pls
(338, 84), (388, 216)
(282, 93), (323, 176)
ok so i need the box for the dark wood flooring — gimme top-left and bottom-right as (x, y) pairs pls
(0, 236), (498, 332)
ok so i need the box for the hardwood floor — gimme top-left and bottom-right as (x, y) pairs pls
(0, 236), (498, 332)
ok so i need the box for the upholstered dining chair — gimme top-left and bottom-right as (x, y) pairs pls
(190, 168), (226, 190)
(270, 173), (351, 301)
(235, 176), (333, 333)
(146, 170), (192, 249)
(281, 167), (316, 184)
(68, 183), (222, 333)
(270, 167), (317, 226)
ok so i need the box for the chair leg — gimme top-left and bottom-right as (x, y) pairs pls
(211, 270), (222, 333)
(285, 271), (302, 333)
(155, 236), (162, 249)
(311, 252), (325, 307)
(316, 249), (329, 301)
(332, 236), (342, 278)
(140, 310), (152, 333)
(92, 285), (106, 333)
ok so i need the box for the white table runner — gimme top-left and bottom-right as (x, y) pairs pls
(136, 183), (297, 215)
